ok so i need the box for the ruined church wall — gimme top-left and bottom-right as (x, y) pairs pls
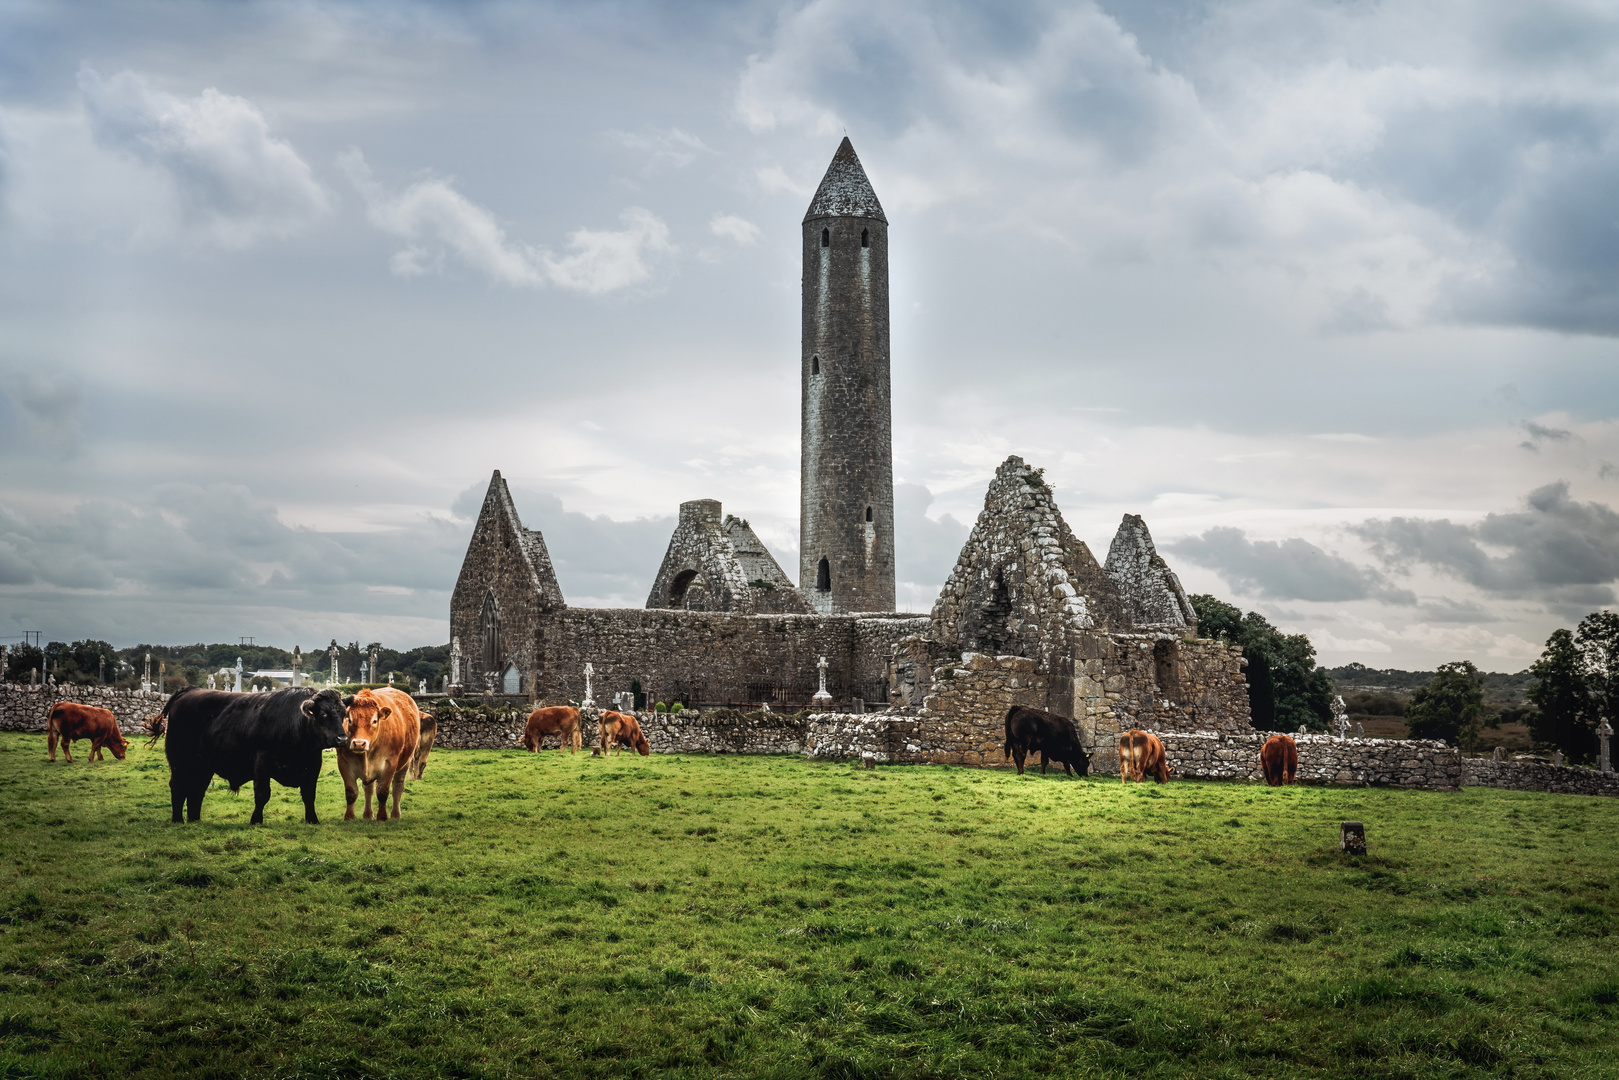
(450, 504), (547, 695)
(535, 609), (927, 708)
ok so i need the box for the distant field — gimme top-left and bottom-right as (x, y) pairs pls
(1, 733), (1616, 1079)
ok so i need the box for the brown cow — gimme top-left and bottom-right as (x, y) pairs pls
(410, 712), (437, 780)
(46, 703), (129, 763)
(1118, 729), (1171, 784)
(1259, 733), (1298, 786)
(337, 687), (422, 820)
(598, 711), (651, 756)
(523, 706), (582, 753)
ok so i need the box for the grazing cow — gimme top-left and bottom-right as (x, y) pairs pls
(338, 688), (423, 821)
(1002, 705), (1091, 777)
(46, 702), (129, 763)
(147, 686), (350, 824)
(410, 712), (437, 780)
(1259, 734), (1298, 786)
(523, 706), (583, 753)
(1118, 729), (1172, 784)
(599, 711), (651, 757)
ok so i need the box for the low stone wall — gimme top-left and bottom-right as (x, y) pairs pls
(1463, 757), (1619, 797)
(0, 683), (169, 735)
(1161, 731), (1463, 789)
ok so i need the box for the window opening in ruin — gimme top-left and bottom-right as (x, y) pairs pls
(865, 506), (873, 522)
(669, 568), (701, 608)
(816, 557), (831, 592)
(479, 590), (501, 676)
(861, 228), (869, 247)
(821, 228), (829, 247)
(971, 570), (1013, 652)
(812, 356), (820, 375)
(501, 663), (520, 694)
(1154, 639), (1182, 701)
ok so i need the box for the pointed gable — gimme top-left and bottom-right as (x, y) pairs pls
(646, 499), (811, 615)
(930, 456), (1128, 659)
(804, 137), (887, 222)
(1103, 514), (1197, 633)
(463, 470), (565, 610)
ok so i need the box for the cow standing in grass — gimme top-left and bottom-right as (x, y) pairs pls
(1003, 705), (1091, 776)
(598, 711), (651, 756)
(410, 712), (437, 779)
(46, 703), (128, 763)
(524, 706), (583, 753)
(1259, 734), (1298, 786)
(1119, 729), (1172, 784)
(148, 686), (350, 824)
(338, 687), (422, 821)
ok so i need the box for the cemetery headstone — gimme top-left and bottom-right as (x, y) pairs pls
(1340, 821), (1366, 855)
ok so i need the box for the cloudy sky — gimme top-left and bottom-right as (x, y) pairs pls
(3, 0), (1618, 669)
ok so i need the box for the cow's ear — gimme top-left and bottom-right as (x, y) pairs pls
(300, 698), (316, 718)
(377, 707), (391, 722)
(341, 695), (356, 709)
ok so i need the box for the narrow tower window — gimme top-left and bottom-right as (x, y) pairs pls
(865, 506), (873, 522)
(861, 228), (869, 248)
(816, 557), (831, 592)
(812, 356), (819, 375)
(821, 227), (829, 247)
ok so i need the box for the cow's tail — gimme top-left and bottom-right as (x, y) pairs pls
(1003, 706), (1018, 760)
(411, 714), (438, 780)
(143, 685), (190, 745)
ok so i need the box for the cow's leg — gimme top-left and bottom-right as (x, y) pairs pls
(386, 765), (405, 820)
(1040, 751), (1049, 775)
(60, 737), (74, 764)
(46, 727), (57, 762)
(362, 777), (376, 820)
(250, 773), (272, 825)
(170, 775), (187, 823)
(301, 777), (320, 825)
(1012, 745), (1026, 775)
(90, 740), (104, 761)
(338, 754), (359, 821)
(187, 774), (208, 822)
(572, 726), (582, 754)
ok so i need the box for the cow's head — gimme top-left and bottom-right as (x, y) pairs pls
(300, 689), (350, 749)
(1071, 748), (1091, 777)
(632, 730), (651, 756)
(343, 690), (390, 753)
(106, 728), (130, 760)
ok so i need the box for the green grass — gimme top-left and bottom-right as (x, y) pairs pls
(1, 732), (1616, 1079)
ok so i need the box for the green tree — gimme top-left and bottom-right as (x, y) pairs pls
(1577, 610), (1619, 746)
(1405, 660), (1489, 748)
(1528, 628), (1594, 761)
(1189, 595), (1334, 732)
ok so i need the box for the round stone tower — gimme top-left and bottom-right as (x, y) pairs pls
(800, 137), (895, 615)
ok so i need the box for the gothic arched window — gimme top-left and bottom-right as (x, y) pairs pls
(812, 356), (820, 375)
(479, 591), (501, 675)
(865, 506), (873, 522)
(821, 227), (829, 247)
(861, 228), (869, 248)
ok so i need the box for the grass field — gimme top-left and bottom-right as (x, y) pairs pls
(1, 732), (1616, 1079)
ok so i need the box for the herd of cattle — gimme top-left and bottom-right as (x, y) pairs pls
(39, 693), (1300, 824)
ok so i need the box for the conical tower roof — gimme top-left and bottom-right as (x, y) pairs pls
(803, 137), (886, 223)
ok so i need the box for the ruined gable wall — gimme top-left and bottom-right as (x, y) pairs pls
(534, 608), (927, 708)
(450, 473), (560, 694)
(1104, 514), (1197, 632)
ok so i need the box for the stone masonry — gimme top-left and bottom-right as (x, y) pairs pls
(0, 683), (168, 736)
(801, 137), (896, 615)
(645, 500), (810, 615)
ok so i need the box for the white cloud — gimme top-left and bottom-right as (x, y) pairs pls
(709, 213), (761, 245)
(608, 127), (709, 171)
(77, 67), (330, 248)
(341, 148), (672, 293)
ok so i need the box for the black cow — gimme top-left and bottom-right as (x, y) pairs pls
(146, 686), (350, 824)
(1003, 705), (1092, 777)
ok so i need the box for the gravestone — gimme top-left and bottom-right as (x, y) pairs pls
(1554, 750), (1564, 767)
(1340, 821), (1366, 855)
(1493, 746), (1505, 762)
(1354, 722), (1364, 738)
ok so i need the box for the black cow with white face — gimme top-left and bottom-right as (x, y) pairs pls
(1003, 705), (1092, 777)
(148, 687), (350, 824)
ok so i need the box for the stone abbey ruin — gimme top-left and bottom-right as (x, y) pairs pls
(449, 138), (1254, 763)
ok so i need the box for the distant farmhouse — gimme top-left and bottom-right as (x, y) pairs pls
(450, 139), (1250, 751)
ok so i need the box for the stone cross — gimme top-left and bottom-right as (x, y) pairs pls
(329, 640), (339, 685)
(813, 655), (833, 706)
(143, 652), (152, 694)
(582, 663), (595, 707)
(98, 656), (104, 684)
(158, 662), (165, 693)
(419, 678), (427, 694)
(234, 658), (243, 693)
(1332, 695), (1349, 740)
(292, 645), (302, 687)
(369, 645), (380, 686)
(1354, 722), (1364, 738)
(360, 660), (369, 684)
(1597, 720), (1613, 774)
(450, 637), (462, 688)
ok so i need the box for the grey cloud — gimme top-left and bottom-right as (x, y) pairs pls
(1166, 527), (1416, 604)
(1520, 419), (1574, 453)
(894, 482), (969, 597)
(1416, 598), (1501, 623)
(2, 372), (84, 456)
(1353, 482), (1619, 607)
(77, 66), (329, 247)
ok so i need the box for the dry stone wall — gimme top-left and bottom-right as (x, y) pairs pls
(1463, 757), (1619, 797)
(1160, 731), (1463, 789)
(0, 683), (168, 735)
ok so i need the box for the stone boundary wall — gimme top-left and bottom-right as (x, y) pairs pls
(1462, 757), (1619, 798)
(1160, 731), (1463, 789)
(0, 683), (169, 735)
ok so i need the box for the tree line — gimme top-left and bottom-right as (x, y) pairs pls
(5, 640), (452, 693)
